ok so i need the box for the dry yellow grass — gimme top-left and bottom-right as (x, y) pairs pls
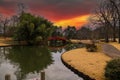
(62, 48), (111, 80)
(0, 37), (12, 46)
(70, 39), (92, 44)
(0, 37), (18, 46)
(96, 43), (103, 52)
(109, 42), (120, 51)
(70, 39), (81, 43)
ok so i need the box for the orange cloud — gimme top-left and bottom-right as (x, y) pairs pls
(54, 14), (90, 29)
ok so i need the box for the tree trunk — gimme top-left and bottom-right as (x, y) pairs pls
(3, 24), (6, 39)
(105, 34), (109, 43)
(113, 28), (116, 42)
(105, 26), (109, 43)
(119, 20), (120, 43)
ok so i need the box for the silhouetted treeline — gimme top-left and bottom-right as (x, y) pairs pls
(89, 0), (120, 43)
(62, 26), (92, 40)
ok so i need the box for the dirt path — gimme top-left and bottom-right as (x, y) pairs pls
(102, 44), (120, 58)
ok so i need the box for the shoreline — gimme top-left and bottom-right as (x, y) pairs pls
(61, 53), (95, 80)
(61, 48), (111, 80)
(0, 37), (29, 47)
(0, 42), (27, 47)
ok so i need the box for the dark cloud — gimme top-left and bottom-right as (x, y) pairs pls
(0, 0), (97, 21)
(29, 0), (97, 21)
(0, 0), (16, 9)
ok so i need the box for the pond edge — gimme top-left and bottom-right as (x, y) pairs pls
(61, 51), (95, 80)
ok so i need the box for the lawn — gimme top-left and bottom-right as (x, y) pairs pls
(62, 48), (111, 80)
(109, 42), (120, 51)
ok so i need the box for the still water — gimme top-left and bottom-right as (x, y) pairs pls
(0, 44), (83, 80)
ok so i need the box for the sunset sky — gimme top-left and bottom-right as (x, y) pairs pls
(0, 0), (97, 28)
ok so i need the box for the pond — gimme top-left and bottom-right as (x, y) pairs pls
(0, 44), (84, 80)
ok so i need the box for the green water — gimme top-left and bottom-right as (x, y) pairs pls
(0, 45), (83, 80)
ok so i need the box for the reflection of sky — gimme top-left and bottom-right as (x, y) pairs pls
(0, 48), (83, 80)
(45, 49), (83, 80)
(0, 61), (17, 80)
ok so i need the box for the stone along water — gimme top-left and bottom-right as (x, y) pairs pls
(0, 45), (83, 80)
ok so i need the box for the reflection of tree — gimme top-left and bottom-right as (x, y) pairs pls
(0, 47), (10, 66)
(49, 47), (64, 53)
(0, 47), (5, 65)
(64, 44), (84, 51)
(4, 46), (53, 80)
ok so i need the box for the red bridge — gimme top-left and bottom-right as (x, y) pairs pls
(48, 36), (67, 41)
(48, 36), (67, 46)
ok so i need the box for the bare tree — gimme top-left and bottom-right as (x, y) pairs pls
(17, 3), (27, 14)
(0, 14), (2, 34)
(89, 0), (119, 42)
(76, 26), (92, 40)
(0, 14), (10, 38)
(11, 15), (19, 26)
(2, 18), (9, 38)
(108, 0), (120, 43)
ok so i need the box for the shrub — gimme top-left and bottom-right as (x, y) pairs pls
(14, 12), (55, 45)
(34, 36), (42, 44)
(85, 43), (97, 52)
(105, 58), (120, 80)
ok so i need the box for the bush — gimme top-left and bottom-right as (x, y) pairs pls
(105, 58), (120, 80)
(85, 43), (97, 52)
(35, 36), (42, 44)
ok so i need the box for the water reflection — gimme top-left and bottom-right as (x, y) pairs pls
(1, 46), (53, 80)
(64, 43), (85, 51)
(49, 43), (84, 53)
(0, 44), (84, 80)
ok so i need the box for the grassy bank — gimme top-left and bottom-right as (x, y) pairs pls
(62, 48), (111, 80)
(109, 42), (120, 50)
(0, 37), (14, 46)
(0, 37), (24, 46)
